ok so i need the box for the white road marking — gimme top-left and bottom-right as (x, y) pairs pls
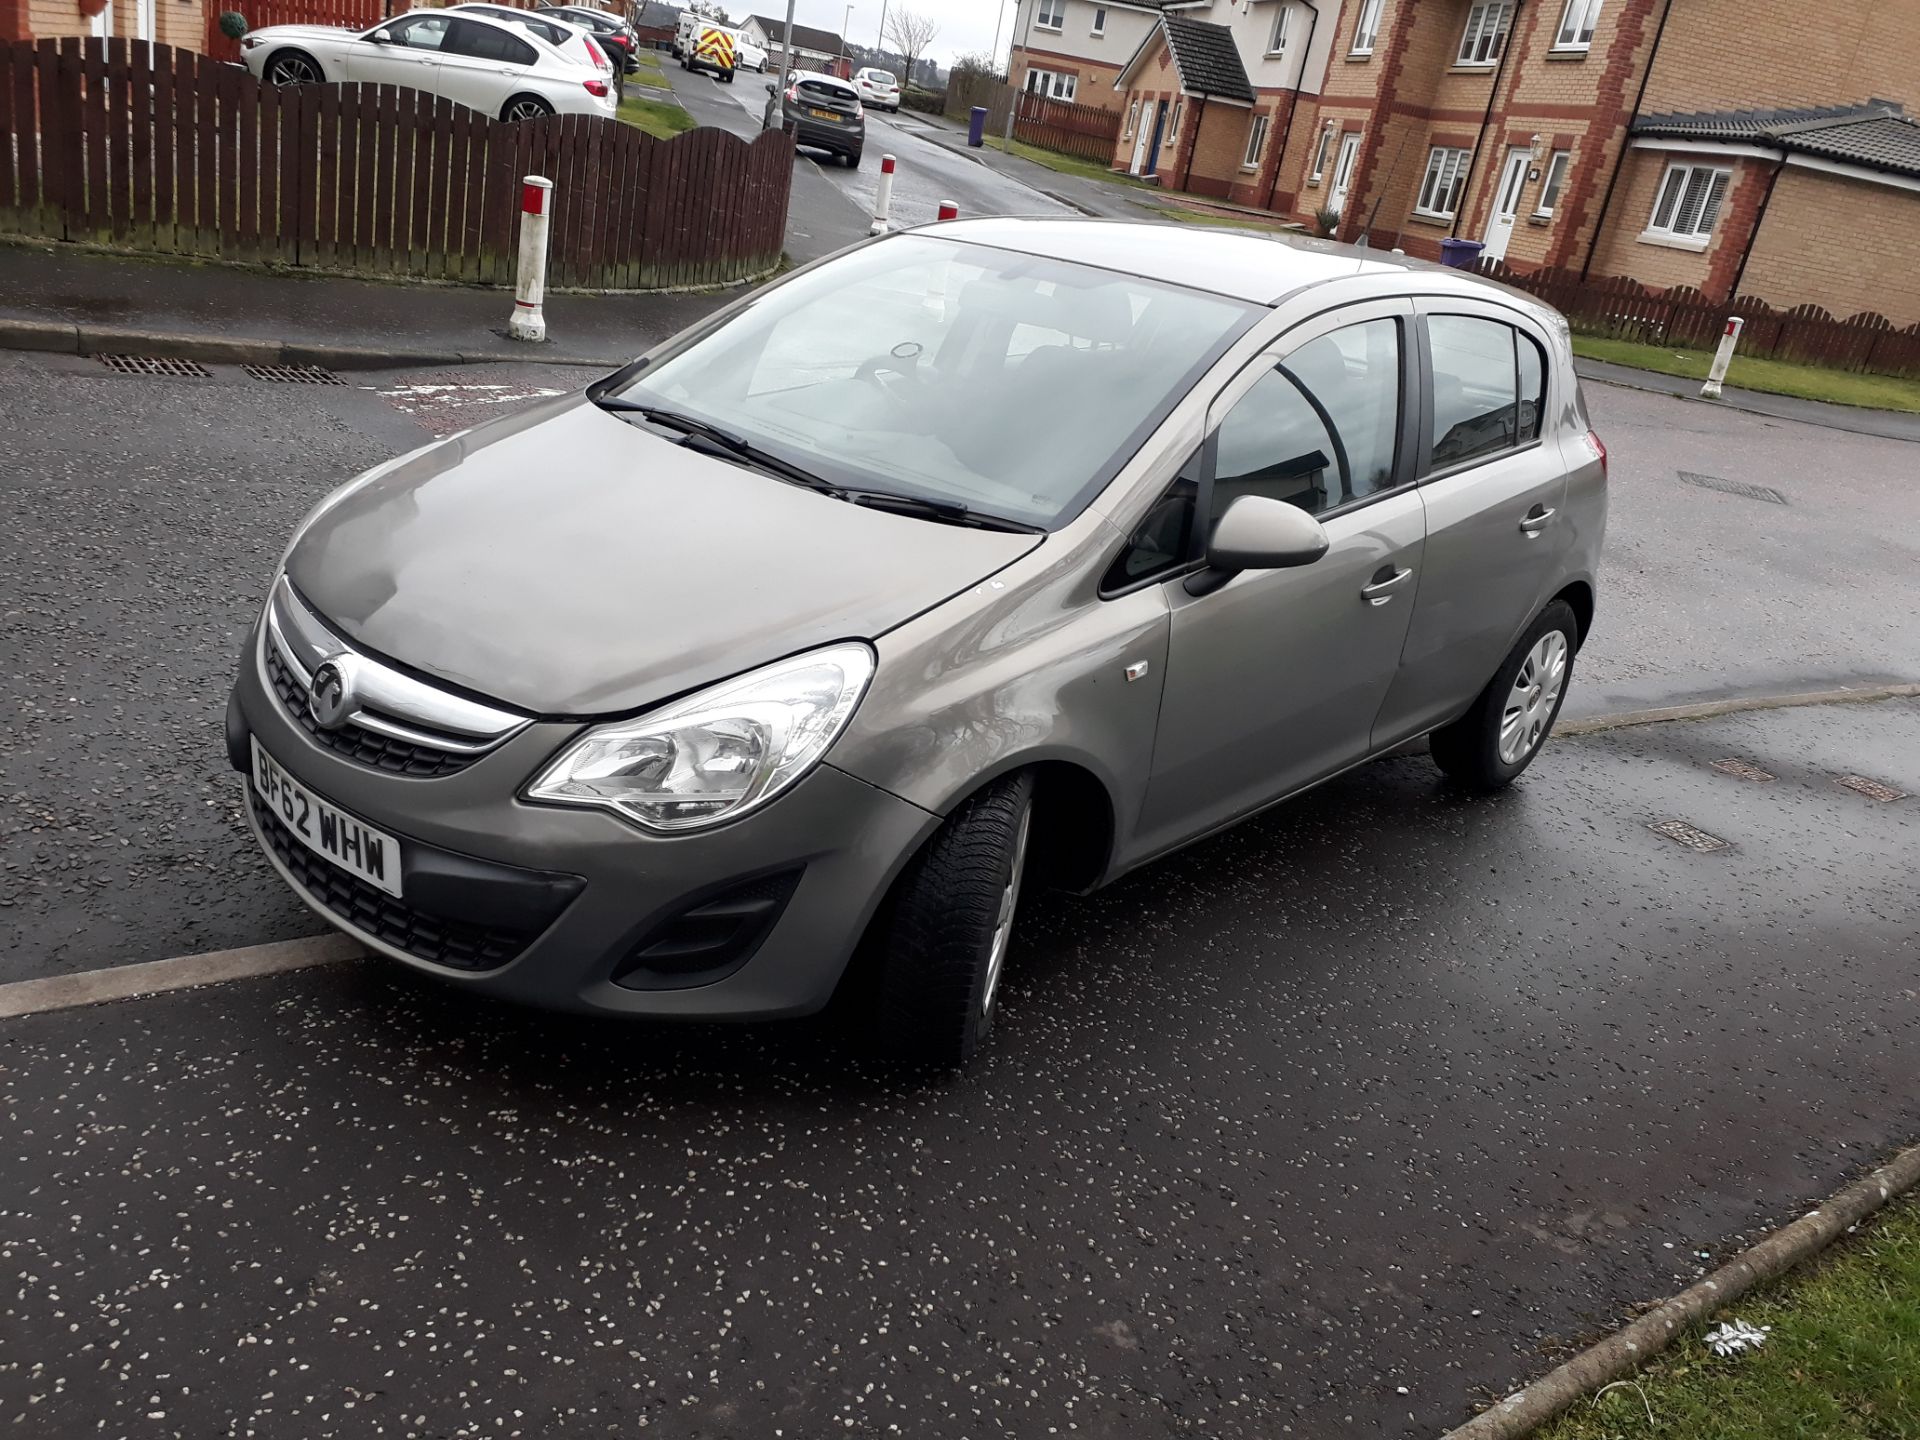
(0, 933), (362, 1020)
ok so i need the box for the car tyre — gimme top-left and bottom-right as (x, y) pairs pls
(1430, 599), (1578, 792)
(264, 48), (323, 86)
(871, 770), (1034, 1068)
(501, 94), (555, 122)
(845, 149), (862, 167)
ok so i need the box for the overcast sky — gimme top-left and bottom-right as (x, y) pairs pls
(755, 0), (1015, 66)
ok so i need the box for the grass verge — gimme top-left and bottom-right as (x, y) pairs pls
(991, 135), (1151, 189)
(1149, 205), (1293, 231)
(618, 92), (695, 140)
(630, 49), (664, 75)
(1537, 1196), (1920, 1440)
(1571, 334), (1920, 414)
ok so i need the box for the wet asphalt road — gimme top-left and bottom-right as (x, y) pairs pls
(2, 348), (1918, 1434)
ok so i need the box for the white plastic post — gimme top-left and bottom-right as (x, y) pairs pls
(936, 199), (958, 222)
(870, 154), (896, 235)
(1701, 314), (1745, 398)
(509, 175), (554, 343)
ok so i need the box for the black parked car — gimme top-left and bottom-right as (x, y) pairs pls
(540, 4), (640, 74)
(778, 71), (865, 167)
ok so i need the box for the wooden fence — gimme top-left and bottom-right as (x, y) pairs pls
(0, 37), (792, 290)
(944, 69), (1122, 165)
(205, 0), (386, 64)
(1484, 263), (1920, 379)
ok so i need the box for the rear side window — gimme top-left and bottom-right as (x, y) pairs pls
(1427, 314), (1548, 468)
(449, 19), (537, 63)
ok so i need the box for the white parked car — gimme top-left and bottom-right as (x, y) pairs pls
(445, 3), (612, 78)
(735, 34), (767, 72)
(240, 8), (617, 122)
(853, 66), (900, 112)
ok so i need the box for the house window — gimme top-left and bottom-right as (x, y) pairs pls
(1035, 0), (1065, 31)
(1533, 149), (1571, 216)
(1267, 3), (1290, 55)
(1456, 1), (1512, 65)
(1025, 66), (1078, 102)
(1309, 123), (1335, 180)
(1124, 98), (1139, 138)
(1243, 113), (1270, 170)
(1414, 146), (1472, 218)
(1091, 5), (1106, 35)
(1554, 0), (1602, 49)
(1350, 0), (1383, 54)
(1645, 161), (1731, 242)
(1166, 98), (1183, 147)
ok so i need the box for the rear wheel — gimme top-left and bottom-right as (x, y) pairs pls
(1430, 600), (1577, 791)
(845, 148), (862, 167)
(721, 67), (734, 83)
(265, 49), (323, 86)
(501, 94), (554, 122)
(871, 771), (1034, 1068)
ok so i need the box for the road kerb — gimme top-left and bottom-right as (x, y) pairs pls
(1441, 1141), (1920, 1440)
(0, 933), (363, 1020)
(1555, 681), (1920, 738)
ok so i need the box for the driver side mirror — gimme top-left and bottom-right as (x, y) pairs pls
(367, 27), (393, 42)
(1186, 494), (1328, 597)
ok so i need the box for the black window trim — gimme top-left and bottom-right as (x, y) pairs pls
(1410, 298), (1554, 484)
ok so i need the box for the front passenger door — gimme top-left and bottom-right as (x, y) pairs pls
(347, 12), (451, 91)
(1135, 302), (1426, 859)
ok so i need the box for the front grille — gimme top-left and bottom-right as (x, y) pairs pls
(251, 791), (533, 972)
(265, 646), (477, 778)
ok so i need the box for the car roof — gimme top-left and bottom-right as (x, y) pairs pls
(927, 217), (1554, 311)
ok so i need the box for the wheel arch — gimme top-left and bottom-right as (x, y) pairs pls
(266, 46), (325, 81)
(917, 753), (1119, 896)
(1551, 578), (1595, 650)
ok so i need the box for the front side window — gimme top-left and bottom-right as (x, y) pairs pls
(1242, 114), (1270, 169)
(1212, 319), (1403, 518)
(1457, 1), (1512, 64)
(1414, 146), (1471, 218)
(1351, 0), (1383, 53)
(1555, 0), (1602, 48)
(1427, 314), (1546, 469)
(387, 13), (453, 49)
(1534, 149), (1571, 216)
(617, 235), (1257, 531)
(1646, 161), (1731, 242)
(1036, 0), (1065, 29)
(1104, 457), (1200, 590)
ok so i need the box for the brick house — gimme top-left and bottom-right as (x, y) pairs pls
(1007, 0), (1177, 110)
(1, 0), (199, 48)
(1106, 2), (1337, 207)
(1282, 0), (1920, 323)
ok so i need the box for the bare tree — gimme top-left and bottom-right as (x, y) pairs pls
(882, 6), (938, 90)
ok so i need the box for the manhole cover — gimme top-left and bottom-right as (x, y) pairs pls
(245, 363), (345, 385)
(96, 353), (212, 378)
(1677, 471), (1787, 505)
(1648, 819), (1731, 852)
(1835, 774), (1908, 802)
(1710, 757), (1775, 782)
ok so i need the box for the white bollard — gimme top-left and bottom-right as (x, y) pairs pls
(936, 199), (958, 222)
(1700, 314), (1745, 398)
(870, 154), (896, 235)
(509, 175), (554, 343)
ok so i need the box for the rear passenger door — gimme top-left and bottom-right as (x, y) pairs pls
(1373, 299), (1570, 747)
(436, 18), (539, 117)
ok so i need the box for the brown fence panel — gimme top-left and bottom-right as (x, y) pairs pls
(206, 0), (386, 64)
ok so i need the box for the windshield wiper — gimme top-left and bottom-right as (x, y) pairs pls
(844, 488), (1042, 534)
(593, 396), (843, 496)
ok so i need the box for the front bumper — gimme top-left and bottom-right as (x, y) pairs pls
(228, 622), (938, 1020)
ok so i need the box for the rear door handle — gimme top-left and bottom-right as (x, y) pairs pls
(1360, 566), (1413, 606)
(1519, 505), (1557, 535)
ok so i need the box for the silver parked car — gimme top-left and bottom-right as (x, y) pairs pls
(229, 221), (1606, 1067)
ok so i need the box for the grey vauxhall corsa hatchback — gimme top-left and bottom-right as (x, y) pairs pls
(229, 219), (1607, 1066)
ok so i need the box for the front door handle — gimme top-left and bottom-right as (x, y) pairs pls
(1519, 504), (1557, 535)
(1360, 566), (1413, 606)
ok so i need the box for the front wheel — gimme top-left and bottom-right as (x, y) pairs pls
(1430, 600), (1577, 791)
(265, 49), (323, 86)
(871, 771), (1034, 1068)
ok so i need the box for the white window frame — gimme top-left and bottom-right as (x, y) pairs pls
(1242, 113), (1270, 170)
(1025, 66), (1078, 102)
(1309, 123), (1335, 180)
(1164, 97), (1182, 148)
(1266, 3), (1290, 56)
(1554, 0), (1602, 50)
(1642, 160), (1731, 246)
(1350, 0), (1383, 55)
(1533, 149), (1571, 216)
(1034, 0), (1065, 32)
(1123, 97), (1138, 138)
(1090, 5), (1106, 36)
(1414, 145), (1471, 219)
(1456, 1), (1512, 66)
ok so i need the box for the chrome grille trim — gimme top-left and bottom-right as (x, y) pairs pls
(262, 575), (531, 756)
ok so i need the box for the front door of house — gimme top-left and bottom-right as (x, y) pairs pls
(1480, 147), (1532, 264)
(1128, 104), (1155, 175)
(1140, 99), (1169, 177)
(1327, 132), (1361, 214)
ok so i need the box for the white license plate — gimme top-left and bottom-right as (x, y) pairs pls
(250, 737), (403, 898)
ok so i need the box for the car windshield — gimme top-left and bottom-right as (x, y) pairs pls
(614, 235), (1256, 529)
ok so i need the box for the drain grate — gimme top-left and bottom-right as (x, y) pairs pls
(1835, 774), (1909, 803)
(245, 363), (345, 385)
(1677, 471), (1787, 505)
(1648, 818), (1732, 852)
(1710, 757), (1775, 782)
(96, 353), (213, 379)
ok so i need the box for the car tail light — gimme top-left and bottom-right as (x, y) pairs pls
(584, 35), (608, 66)
(1586, 429), (1608, 480)
(785, 84), (799, 103)
(584, 77), (610, 96)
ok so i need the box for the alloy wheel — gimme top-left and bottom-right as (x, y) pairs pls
(505, 98), (551, 122)
(1497, 630), (1569, 766)
(268, 55), (320, 85)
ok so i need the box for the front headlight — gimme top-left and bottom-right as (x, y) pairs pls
(525, 643), (875, 834)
